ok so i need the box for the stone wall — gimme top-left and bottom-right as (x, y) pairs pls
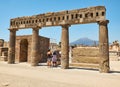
(71, 46), (120, 64)
(0, 47), (8, 61)
(15, 35), (49, 63)
(72, 47), (99, 64)
(0, 39), (8, 61)
(39, 36), (50, 62)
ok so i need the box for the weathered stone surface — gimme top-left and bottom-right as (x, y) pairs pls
(98, 20), (109, 73)
(15, 35), (49, 63)
(0, 47), (8, 61)
(31, 28), (39, 66)
(61, 25), (70, 69)
(10, 6), (106, 29)
(8, 29), (16, 64)
(72, 47), (99, 64)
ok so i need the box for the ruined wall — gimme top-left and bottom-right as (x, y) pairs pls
(0, 39), (8, 61)
(16, 35), (31, 62)
(72, 47), (99, 64)
(15, 35), (49, 63)
(0, 47), (8, 61)
(39, 36), (50, 62)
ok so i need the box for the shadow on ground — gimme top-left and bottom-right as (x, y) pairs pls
(109, 70), (120, 74)
(69, 66), (99, 71)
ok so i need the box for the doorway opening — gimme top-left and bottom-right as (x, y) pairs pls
(19, 39), (28, 62)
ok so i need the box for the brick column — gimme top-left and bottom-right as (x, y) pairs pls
(61, 25), (70, 69)
(98, 20), (110, 73)
(31, 27), (40, 66)
(8, 29), (17, 64)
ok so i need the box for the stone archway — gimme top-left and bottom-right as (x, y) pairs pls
(19, 39), (28, 62)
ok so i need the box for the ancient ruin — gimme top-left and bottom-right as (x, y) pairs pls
(0, 39), (8, 61)
(15, 35), (49, 63)
(72, 47), (99, 64)
(0, 36), (49, 63)
(8, 6), (109, 73)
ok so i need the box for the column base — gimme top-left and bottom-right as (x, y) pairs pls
(99, 67), (110, 73)
(8, 61), (15, 64)
(61, 58), (69, 69)
(31, 63), (38, 66)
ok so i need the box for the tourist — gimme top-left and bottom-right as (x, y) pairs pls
(56, 51), (61, 65)
(52, 51), (57, 67)
(47, 49), (52, 67)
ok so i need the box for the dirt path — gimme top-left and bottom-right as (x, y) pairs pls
(0, 61), (120, 87)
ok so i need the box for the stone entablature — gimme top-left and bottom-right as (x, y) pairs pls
(10, 6), (106, 29)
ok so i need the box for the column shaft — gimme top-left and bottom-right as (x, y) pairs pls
(98, 20), (110, 73)
(61, 25), (70, 69)
(31, 28), (39, 66)
(8, 29), (16, 64)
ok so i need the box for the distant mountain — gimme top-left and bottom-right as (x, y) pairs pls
(70, 37), (99, 46)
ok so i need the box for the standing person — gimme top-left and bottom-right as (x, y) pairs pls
(52, 51), (57, 67)
(47, 49), (52, 67)
(57, 50), (61, 65)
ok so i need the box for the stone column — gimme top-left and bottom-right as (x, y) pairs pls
(98, 20), (110, 73)
(8, 29), (17, 64)
(61, 24), (70, 69)
(31, 27), (40, 66)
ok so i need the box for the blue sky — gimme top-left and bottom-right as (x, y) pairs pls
(0, 0), (120, 43)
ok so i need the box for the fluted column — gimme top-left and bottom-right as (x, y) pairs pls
(61, 24), (70, 69)
(31, 27), (40, 66)
(8, 29), (17, 64)
(98, 20), (110, 73)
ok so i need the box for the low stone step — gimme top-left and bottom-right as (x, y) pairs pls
(70, 63), (99, 69)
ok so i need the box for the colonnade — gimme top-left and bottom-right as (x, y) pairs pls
(8, 20), (109, 73)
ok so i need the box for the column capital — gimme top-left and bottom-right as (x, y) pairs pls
(97, 20), (109, 25)
(61, 24), (71, 28)
(32, 26), (41, 30)
(8, 28), (18, 31)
